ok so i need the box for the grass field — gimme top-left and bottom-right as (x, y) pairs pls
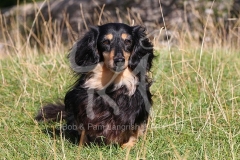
(0, 45), (240, 159)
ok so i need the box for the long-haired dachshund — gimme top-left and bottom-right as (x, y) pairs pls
(36, 23), (154, 148)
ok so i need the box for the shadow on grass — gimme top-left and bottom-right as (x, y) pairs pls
(41, 125), (119, 149)
(42, 126), (80, 145)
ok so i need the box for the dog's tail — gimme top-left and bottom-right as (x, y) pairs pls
(35, 103), (67, 122)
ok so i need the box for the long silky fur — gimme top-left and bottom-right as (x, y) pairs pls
(35, 23), (154, 146)
(35, 103), (67, 122)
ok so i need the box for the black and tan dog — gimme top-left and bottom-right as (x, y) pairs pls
(36, 23), (154, 148)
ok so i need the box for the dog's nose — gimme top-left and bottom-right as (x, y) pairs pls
(114, 57), (125, 64)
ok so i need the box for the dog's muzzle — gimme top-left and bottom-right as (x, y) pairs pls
(113, 57), (126, 72)
(114, 57), (125, 64)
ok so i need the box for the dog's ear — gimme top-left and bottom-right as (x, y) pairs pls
(71, 27), (99, 67)
(129, 26), (154, 71)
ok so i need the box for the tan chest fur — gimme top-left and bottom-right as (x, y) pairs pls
(83, 63), (137, 96)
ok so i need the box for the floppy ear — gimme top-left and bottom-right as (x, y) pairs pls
(129, 26), (154, 71)
(72, 27), (99, 67)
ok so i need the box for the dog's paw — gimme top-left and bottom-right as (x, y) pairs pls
(121, 136), (137, 149)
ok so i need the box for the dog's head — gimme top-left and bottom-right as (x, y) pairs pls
(72, 23), (153, 73)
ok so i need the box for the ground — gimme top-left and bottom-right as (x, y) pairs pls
(0, 47), (240, 159)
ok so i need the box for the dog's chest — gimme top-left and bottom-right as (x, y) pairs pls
(83, 64), (138, 96)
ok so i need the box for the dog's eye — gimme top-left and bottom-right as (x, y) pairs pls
(102, 40), (110, 45)
(124, 39), (132, 45)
